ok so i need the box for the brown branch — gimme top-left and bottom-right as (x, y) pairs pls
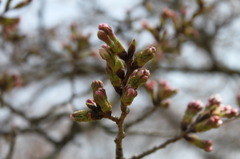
(6, 130), (16, 159)
(115, 105), (129, 159)
(3, 0), (12, 14)
(128, 132), (187, 159)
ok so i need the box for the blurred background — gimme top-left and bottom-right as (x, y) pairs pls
(1, 0), (240, 158)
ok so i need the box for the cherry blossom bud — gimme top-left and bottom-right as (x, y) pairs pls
(185, 134), (213, 152)
(105, 66), (122, 88)
(192, 116), (223, 132)
(218, 105), (239, 118)
(157, 80), (177, 100)
(97, 30), (114, 46)
(99, 48), (111, 60)
(91, 80), (104, 97)
(94, 88), (112, 114)
(207, 94), (222, 107)
(121, 87), (138, 106)
(128, 69), (150, 89)
(132, 46), (156, 69)
(99, 47), (125, 79)
(98, 24), (126, 58)
(181, 100), (203, 131)
(70, 110), (103, 122)
(85, 99), (100, 112)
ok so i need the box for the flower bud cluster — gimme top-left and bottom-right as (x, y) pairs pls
(97, 24), (156, 106)
(144, 80), (177, 107)
(70, 80), (112, 122)
(181, 95), (239, 133)
(71, 24), (157, 121)
(181, 95), (239, 152)
(141, 4), (206, 57)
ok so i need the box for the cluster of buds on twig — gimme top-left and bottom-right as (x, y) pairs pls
(141, 1), (212, 57)
(70, 80), (112, 122)
(0, 72), (22, 93)
(71, 23), (156, 122)
(62, 23), (91, 60)
(144, 80), (177, 107)
(181, 95), (239, 151)
(97, 24), (155, 103)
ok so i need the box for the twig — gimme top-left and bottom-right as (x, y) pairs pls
(6, 130), (16, 159)
(3, 0), (12, 14)
(128, 132), (187, 159)
(126, 130), (178, 137)
(115, 105), (129, 159)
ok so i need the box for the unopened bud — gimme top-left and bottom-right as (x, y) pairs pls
(97, 30), (114, 46)
(207, 94), (222, 107)
(70, 110), (103, 122)
(106, 66), (122, 88)
(185, 134), (213, 152)
(121, 87), (138, 106)
(99, 48), (111, 60)
(86, 99), (100, 112)
(128, 69), (150, 89)
(99, 47), (125, 79)
(181, 100), (203, 131)
(132, 46), (156, 69)
(94, 88), (112, 114)
(157, 80), (177, 100)
(218, 105), (239, 118)
(98, 24), (126, 58)
(192, 115), (222, 133)
(91, 80), (104, 96)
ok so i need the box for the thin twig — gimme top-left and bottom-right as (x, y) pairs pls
(3, 0), (12, 14)
(128, 132), (187, 159)
(6, 131), (16, 159)
(115, 105), (129, 159)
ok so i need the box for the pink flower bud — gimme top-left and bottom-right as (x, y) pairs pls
(132, 46), (156, 69)
(121, 87), (138, 106)
(94, 88), (112, 113)
(207, 94), (222, 106)
(145, 80), (156, 93)
(98, 23), (113, 36)
(185, 135), (213, 152)
(128, 69), (151, 89)
(70, 110), (102, 122)
(158, 80), (177, 100)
